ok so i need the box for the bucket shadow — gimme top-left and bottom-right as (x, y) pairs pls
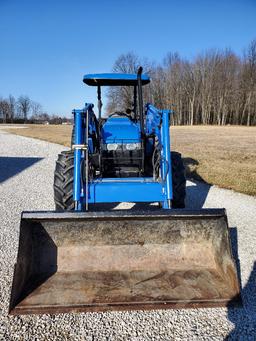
(90, 202), (159, 212)
(226, 260), (256, 339)
(225, 227), (256, 339)
(0, 156), (43, 184)
(229, 228), (242, 291)
(89, 202), (123, 211)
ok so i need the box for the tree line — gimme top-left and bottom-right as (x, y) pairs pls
(0, 95), (70, 124)
(107, 39), (256, 126)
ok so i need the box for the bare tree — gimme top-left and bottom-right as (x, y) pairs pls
(0, 99), (11, 123)
(241, 39), (256, 126)
(8, 95), (16, 122)
(17, 95), (31, 121)
(107, 39), (256, 126)
(106, 52), (153, 114)
(31, 101), (43, 118)
(107, 52), (140, 113)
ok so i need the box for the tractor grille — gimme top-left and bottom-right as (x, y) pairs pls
(101, 149), (143, 177)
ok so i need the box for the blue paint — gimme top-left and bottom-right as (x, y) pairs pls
(101, 117), (141, 143)
(161, 110), (172, 208)
(73, 103), (94, 210)
(73, 109), (83, 208)
(88, 178), (163, 203)
(83, 73), (150, 86)
(145, 104), (162, 140)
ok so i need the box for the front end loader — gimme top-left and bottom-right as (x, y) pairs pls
(9, 67), (241, 315)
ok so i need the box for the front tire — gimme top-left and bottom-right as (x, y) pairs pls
(171, 151), (186, 208)
(54, 150), (75, 210)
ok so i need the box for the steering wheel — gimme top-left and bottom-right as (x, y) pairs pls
(109, 111), (131, 119)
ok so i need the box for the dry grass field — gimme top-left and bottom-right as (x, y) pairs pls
(2, 124), (73, 146)
(2, 124), (256, 196)
(171, 126), (256, 196)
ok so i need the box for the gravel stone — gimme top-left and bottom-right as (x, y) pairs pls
(0, 129), (255, 340)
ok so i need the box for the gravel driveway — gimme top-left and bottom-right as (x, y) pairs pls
(0, 129), (255, 340)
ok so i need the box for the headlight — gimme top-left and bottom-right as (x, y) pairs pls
(106, 143), (119, 151)
(125, 143), (141, 150)
(102, 142), (141, 151)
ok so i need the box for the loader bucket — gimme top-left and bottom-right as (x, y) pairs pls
(9, 209), (241, 315)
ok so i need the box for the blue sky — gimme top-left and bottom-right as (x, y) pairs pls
(0, 0), (255, 116)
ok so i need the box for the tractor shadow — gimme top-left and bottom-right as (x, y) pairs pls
(183, 157), (212, 209)
(0, 156), (43, 184)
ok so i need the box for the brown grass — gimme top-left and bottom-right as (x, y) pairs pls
(171, 126), (256, 196)
(2, 124), (256, 196)
(3, 124), (73, 147)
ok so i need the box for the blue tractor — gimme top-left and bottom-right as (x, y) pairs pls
(9, 68), (240, 315)
(54, 67), (185, 211)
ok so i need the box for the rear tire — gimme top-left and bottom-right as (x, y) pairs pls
(54, 150), (75, 210)
(171, 151), (186, 208)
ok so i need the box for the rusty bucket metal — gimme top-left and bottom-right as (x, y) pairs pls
(9, 209), (241, 315)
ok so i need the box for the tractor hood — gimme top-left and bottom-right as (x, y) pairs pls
(101, 117), (141, 143)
